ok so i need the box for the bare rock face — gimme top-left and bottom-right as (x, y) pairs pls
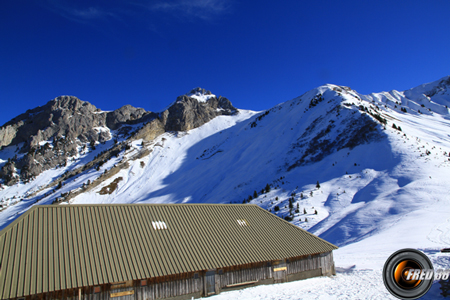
(0, 125), (17, 148)
(1, 96), (106, 148)
(133, 119), (165, 142)
(0, 96), (151, 184)
(106, 105), (149, 130)
(0, 161), (18, 186)
(163, 90), (237, 131)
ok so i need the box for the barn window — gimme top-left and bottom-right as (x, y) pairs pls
(237, 219), (249, 226)
(194, 273), (199, 279)
(93, 286), (101, 293)
(218, 269), (224, 275)
(152, 221), (167, 230)
(141, 279), (147, 286)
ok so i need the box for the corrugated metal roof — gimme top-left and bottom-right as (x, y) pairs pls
(0, 204), (337, 298)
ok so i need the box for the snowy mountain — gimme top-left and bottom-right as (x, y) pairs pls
(0, 88), (236, 185)
(1, 76), (450, 299)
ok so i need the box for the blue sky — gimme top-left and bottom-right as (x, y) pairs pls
(1, 0), (449, 126)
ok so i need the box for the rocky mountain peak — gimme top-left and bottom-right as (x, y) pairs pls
(188, 87), (212, 96)
(164, 89), (237, 131)
(180, 87), (216, 103)
(49, 95), (99, 113)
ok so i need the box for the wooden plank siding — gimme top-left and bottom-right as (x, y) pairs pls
(16, 252), (334, 300)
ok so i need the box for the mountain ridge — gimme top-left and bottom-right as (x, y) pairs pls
(0, 90), (236, 185)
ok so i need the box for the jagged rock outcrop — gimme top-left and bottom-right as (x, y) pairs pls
(164, 88), (237, 131)
(0, 96), (106, 148)
(106, 105), (149, 130)
(0, 125), (17, 148)
(0, 161), (18, 186)
(133, 119), (166, 142)
(0, 88), (238, 186)
(0, 96), (150, 184)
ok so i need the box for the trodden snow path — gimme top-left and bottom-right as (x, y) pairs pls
(207, 270), (394, 300)
(206, 268), (449, 300)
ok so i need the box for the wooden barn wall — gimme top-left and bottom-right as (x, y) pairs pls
(21, 252), (335, 300)
(288, 255), (319, 274)
(135, 276), (202, 300)
(219, 263), (272, 288)
(24, 277), (202, 300)
(288, 251), (335, 276)
(320, 251), (335, 275)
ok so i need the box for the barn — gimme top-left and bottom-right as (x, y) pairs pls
(0, 204), (337, 300)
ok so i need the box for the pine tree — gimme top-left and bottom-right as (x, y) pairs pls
(253, 190), (258, 199)
(316, 181), (320, 189)
(303, 208), (307, 214)
(265, 183), (271, 193)
(315, 210), (318, 215)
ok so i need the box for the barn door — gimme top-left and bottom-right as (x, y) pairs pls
(273, 261), (287, 283)
(205, 270), (216, 296)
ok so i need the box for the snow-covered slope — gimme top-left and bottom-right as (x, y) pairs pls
(1, 76), (450, 299)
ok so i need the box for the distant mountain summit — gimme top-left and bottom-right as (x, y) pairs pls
(0, 95), (148, 149)
(403, 75), (450, 111)
(185, 87), (216, 102)
(165, 88), (236, 131)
